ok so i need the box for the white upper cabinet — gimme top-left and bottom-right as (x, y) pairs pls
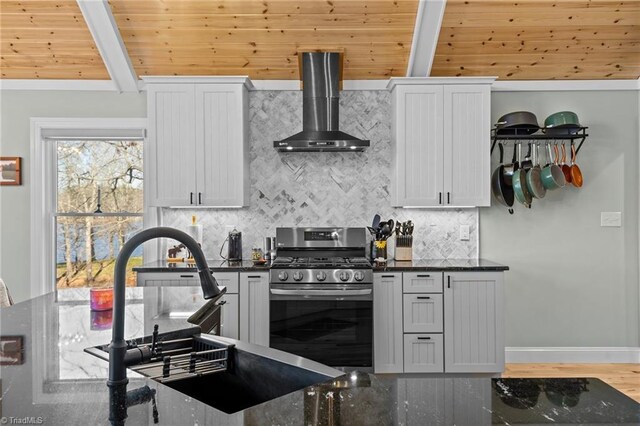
(388, 78), (495, 207)
(145, 77), (252, 207)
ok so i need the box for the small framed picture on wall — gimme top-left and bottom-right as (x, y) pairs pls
(0, 157), (22, 185)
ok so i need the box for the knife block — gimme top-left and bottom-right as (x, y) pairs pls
(394, 246), (412, 261)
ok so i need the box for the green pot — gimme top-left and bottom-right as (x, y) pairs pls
(544, 111), (581, 136)
(512, 169), (532, 208)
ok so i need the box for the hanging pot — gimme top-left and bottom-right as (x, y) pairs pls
(541, 143), (566, 190)
(560, 142), (572, 184)
(491, 143), (515, 213)
(570, 143), (584, 188)
(526, 144), (546, 199)
(512, 143), (532, 209)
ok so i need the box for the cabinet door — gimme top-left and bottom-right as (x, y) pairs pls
(403, 272), (443, 293)
(403, 334), (444, 373)
(211, 272), (239, 294)
(373, 273), (403, 373)
(147, 84), (197, 207)
(444, 272), (504, 373)
(443, 85), (491, 207)
(239, 273), (270, 346)
(195, 84), (249, 207)
(391, 85), (444, 207)
(403, 294), (443, 333)
(220, 293), (239, 339)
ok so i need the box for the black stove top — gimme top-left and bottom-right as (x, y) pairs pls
(271, 256), (372, 269)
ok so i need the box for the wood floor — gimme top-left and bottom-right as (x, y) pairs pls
(503, 363), (640, 403)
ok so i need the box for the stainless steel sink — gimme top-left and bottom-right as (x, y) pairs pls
(85, 328), (340, 414)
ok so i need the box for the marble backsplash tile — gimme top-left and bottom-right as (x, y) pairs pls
(161, 90), (478, 260)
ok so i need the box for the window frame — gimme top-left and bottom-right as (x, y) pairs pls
(30, 118), (151, 299)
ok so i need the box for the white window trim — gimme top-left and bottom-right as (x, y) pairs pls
(30, 117), (149, 299)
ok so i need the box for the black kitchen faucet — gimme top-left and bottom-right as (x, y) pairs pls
(108, 227), (225, 424)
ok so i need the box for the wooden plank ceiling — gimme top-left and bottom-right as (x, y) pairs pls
(0, 0), (109, 79)
(431, 0), (640, 80)
(108, 0), (419, 80)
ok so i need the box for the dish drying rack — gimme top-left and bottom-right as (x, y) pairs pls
(84, 325), (234, 384)
(131, 335), (231, 383)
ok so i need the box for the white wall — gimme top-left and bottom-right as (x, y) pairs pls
(481, 90), (640, 347)
(0, 90), (146, 303)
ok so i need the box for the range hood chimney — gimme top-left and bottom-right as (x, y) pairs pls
(274, 52), (370, 152)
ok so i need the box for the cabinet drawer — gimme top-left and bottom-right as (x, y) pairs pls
(211, 272), (239, 294)
(137, 272), (200, 287)
(403, 294), (443, 333)
(403, 334), (444, 373)
(403, 272), (443, 293)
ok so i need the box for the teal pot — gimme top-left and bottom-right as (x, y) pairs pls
(544, 111), (581, 136)
(540, 143), (566, 190)
(512, 144), (532, 208)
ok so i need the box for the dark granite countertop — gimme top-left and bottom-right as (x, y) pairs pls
(133, 259), (271, 273)
(373, 258), (509, 272)
(2, 287), (636, 425)
(134, 258), (508, 273)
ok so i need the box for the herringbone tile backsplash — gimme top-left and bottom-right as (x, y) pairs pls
(162, 90), (479, 260)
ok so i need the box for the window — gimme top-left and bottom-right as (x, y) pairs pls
(54, 139), (143, 288)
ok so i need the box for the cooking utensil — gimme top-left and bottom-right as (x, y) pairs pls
(491, 143), (515, 211)
(495, 111), (540, 135)
(541, 142), (566, 190)
(502, 143), (519, 185)
(526, 144), (546, 199)
(569, 142), (583, 188)
(372, 214), (381, 230)
(543, 111), (581, 136)
(560, 142), (572, 184)
(512, 143), (532, 209)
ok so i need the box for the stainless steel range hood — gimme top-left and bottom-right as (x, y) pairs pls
(274, 52), (370, 152)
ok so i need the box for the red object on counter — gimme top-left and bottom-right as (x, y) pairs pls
(90, 287), (114, 311)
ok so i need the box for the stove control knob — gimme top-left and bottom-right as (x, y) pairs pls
(354, 271), (365, 282)
(339, 271), (351, 282)
(316, 271), (327, 281)
(278, 271), (289, 281)
(293, 271), (304, 281)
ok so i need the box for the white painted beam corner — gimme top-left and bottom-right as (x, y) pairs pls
(77, 0), (138, 93)
(406, 0), (447, 77)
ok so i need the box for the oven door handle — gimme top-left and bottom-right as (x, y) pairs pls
(270, 288), (372, 297)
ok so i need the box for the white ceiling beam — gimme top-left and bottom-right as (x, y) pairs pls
(406, 0), (447, 77)
(76, 0), (138, 92)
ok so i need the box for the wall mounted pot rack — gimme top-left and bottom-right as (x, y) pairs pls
(490, 127), (588, 155)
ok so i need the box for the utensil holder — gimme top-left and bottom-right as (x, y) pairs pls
(370, 240), (387, 261)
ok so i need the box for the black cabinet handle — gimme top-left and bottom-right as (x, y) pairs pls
(198, 192), (202, 205)
(447, 192), (450, 204)
(439, 192), (442, 205)
(190, 192), (194, 204)
(381, 275), (396, 278)
(417, 274), (430, 278)
(180, 274), (195, 278)
(247, 275), (261, 279)
(447, 275), (451, 289)
(417, 337), (431, 340)
(417, 296), (431, 300)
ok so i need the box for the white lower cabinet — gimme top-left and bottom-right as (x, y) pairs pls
(374, 271), (504, 374)
(403, 334), (444, 373)
(220, 293), (239, 339)
(239, 272), (270, 347)
(373, 273), (404, 373)
(444, 272), (504, 373)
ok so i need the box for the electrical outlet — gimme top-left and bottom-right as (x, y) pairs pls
(600, 212), (622, 227)
(459, 225), (470, 241)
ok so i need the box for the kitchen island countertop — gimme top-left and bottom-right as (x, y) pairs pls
(133, 258), (509, 273)
(2, 287), (636, 425)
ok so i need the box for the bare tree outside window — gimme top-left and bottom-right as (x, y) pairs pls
(55, 140), (143, 288)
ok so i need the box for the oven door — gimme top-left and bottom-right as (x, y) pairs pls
(269, 283), (373, 370)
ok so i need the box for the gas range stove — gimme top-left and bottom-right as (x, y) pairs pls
(269, 227), (373, 285)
